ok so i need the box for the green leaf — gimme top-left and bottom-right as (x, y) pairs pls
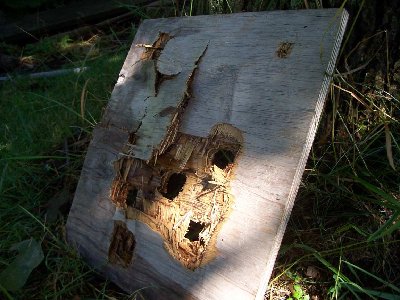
(293, 284), (303, 299)
(0, 239), (44, 291)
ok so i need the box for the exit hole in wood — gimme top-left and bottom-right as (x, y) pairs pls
(126, 188), (138, 206)
(185, 220), (205, 242)
(127, 188), (144, 211)
(110, 124), (243, 269)
(212, 149), (235, 169)
(162, 173), (187, 200)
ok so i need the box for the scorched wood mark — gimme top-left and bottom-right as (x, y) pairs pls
(276, 41), (295, 58)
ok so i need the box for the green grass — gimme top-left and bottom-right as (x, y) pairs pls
(0, 30), (131, 299)
(1, 1), (400, 299)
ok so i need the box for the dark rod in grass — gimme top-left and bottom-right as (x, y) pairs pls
(0, 67), (88, 81)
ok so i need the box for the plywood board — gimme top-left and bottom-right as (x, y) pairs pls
(67, 9), (348, 300)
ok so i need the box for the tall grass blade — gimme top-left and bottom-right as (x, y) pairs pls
(368, 211), (400, 241)
(356, 178), (400, 241)
(80, 79), (90, 121)
(356, 178), (400, 209)
(29, 92), (95, 127)
(0, 284), (15, 300)
(343, 261), (400, 293)
(0, 162), (8, 194)
(338, 0), (365, 59)
(385, 124), (396, 170)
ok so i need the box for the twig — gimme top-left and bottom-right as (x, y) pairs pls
(343, 30), (385, 75)
(331, 83), (372, 110)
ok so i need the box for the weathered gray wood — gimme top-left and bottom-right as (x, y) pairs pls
(67, 9), (348, 300)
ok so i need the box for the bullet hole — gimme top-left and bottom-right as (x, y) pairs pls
(185, 220), (205, 242)
(126, 188), (138, 206)
(162, 173), (186, 200)
(108, 222), (136, 267)
(212, 149), (235, 169)
(126, 188), (143, 210)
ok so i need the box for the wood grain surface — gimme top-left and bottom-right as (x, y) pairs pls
(67, 9), (348, 300)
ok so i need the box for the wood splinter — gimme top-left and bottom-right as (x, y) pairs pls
(111, 124), (243, 270)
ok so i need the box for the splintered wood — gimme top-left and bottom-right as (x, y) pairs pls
(67, 9), (348, 300)
(111, 124), (242, 269)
